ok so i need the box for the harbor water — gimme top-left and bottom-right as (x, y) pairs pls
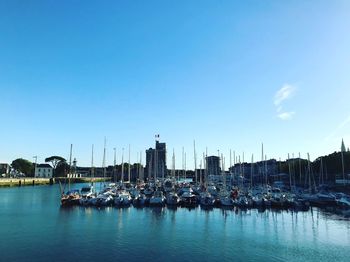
(0, 183), (349, 262)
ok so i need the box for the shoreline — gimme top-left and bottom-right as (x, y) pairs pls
(0, 177), (110, 187)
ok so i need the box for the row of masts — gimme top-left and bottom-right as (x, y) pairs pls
(63, 140), (347, 193)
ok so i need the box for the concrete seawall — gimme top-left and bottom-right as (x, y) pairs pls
(0, 177), (110, 187)
(0, 178), (52, 187)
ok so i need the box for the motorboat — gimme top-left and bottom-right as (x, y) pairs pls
(180, 191), (198, 207)
(166, 192), (180, 206)
(115, 191), (132, 207)
(200, 192), (215, 208)
(79, 186), (95, 206)
(149, 190), (166, 206)
(220, 196), (234, 207)
(336, 195), (350, 209)
(133, 194), (147, 207)
(163, 179), (174, 193)
(92, 193), (114, 207)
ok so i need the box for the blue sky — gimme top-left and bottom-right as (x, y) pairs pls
(1, 0), (350, 168)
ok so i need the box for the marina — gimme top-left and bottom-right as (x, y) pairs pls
(59, 179), (350, 217)
(58, 142), (350, 217)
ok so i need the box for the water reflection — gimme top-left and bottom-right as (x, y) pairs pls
(2, 185), (350, 262)
(150, 207), (165, 216)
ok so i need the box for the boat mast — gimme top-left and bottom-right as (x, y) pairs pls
(121, 148), (124, 183)
(136, 151), (139, 183)
(307, 153), (311, 193)
(148, 153), (152, 182)
(154, 137), (157, 182)
(230, 149), (232, 187)
(233, 150), (236, 184)
(288, 153), (292, 190)
(261, 143), (264, 188)
(199, 160), (202, 187)
(172, 149), (175, 179)
(113, 147), (116, 183)
(139, 151), (143, 182)
(341, 149), (345, 186)
(182, 147), (184, 181)
(251, 154), (254, 188)
(203, 152), (206, 189)
(299, 152), (302, 185)
(265, 155), (268, 189)
(292, 153), (296, 188)
(102, 137), (106, 188)
(91, 144), (94, 186)
(205, 148), (208, 188)
(242, 152), (245, 189)
(222, 154), (226, 191)
(68, 143), (72, 192)
(184, 152), (187, 181)
(194, 140), (197, 185)
(320, 156), (324, 186)
(238, 155), (241, 187)
(128, 144), (131, 183)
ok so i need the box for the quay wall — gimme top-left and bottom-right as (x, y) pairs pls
(0, 177), (110, 187)
(55, 177), (110, 184)
(0, 178), (52, 187)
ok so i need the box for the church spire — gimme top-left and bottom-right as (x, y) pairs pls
(341, 138), (346, 152)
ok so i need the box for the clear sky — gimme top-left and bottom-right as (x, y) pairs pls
(1, 0), (350, 168)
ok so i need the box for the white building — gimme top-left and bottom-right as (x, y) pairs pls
(35, 164), (53, 178)
(0, 163), (10, 177)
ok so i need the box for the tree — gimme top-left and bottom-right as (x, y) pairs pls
(45, 156), (66, 177)
(11, 158), (34, 177)
(55, 161), (70, 177)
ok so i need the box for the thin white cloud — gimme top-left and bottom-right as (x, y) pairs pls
(274, 84), (297, 120)
(274, 84), (296, 106)
(324, 114), (350, 141)
(278, 111), (295, 120)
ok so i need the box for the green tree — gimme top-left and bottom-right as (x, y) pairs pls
(55, 161), (69, 177)
(45, 156), (66, 177)
(11, 158), (34, 177)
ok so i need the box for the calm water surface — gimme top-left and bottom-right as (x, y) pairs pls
(0, 184), (349, 262)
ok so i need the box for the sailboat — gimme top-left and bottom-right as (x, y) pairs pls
(219, 155), (234, 207)
(61, 144), (80, 207)
(79, 144), (96, 206)
(91, 139), (114, 207)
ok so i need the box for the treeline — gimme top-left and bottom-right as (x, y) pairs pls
(278, 151), (350, 185)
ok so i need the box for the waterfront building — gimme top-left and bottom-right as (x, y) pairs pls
(206, 156), (221, 176)
(35, 164), (53, 178)
(145, 140), (167, 180)
(336, 174), (350, 185)
(0, 163), (10, 177)
(75, 166), (91, 177)
(229, 159), (278, 185)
